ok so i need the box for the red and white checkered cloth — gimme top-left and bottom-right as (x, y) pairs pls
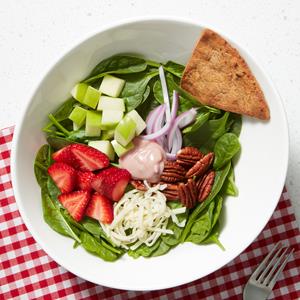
(0, 126), (299, 300)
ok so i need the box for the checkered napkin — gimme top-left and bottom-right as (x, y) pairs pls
(0, 126), (299, 300)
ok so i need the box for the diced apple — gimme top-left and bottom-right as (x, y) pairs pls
(101, 129), (115, 140)
(88, 140), (115, 161)
(85, 111), (102, 137)
(126, 110), (146, 135)
(97, 96), (125, 112)
(83, 86), (101, 109)
(111, 140), (134, 157)
(101, 110), (123, 130)
(114, 115), (136, 147)
(99, 75), (125, 97)
(73, 122), (81, 131)
(68, 106), (87, 128)
(71, 83), (88, 103)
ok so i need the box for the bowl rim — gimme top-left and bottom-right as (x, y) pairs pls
(10, 15), (289, 291)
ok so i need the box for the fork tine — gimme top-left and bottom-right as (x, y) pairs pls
(267, 248), (294, 289)
(257, 244), (284, 283)
(262, 246), (289, 285)
(251, 242), (281, 279)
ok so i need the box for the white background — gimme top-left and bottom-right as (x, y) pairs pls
(1, 0), (299, 226)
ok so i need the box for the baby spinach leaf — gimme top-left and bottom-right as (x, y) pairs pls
(222, 164), (239, 196)
(187, 200), (215, 244)
(73, 240), (80, 249)
(163, 61), (185, 78)
(213, 133), (241, 169)
(208, 112), (230, 140)
(180, 162), (231, 242)
(187, 196), (223, 245)
(142, 85), (151, 103)
(85, 55), (147, 83)
(128, 241), (161, 258)
(41, 189), (81, 242)
(100, 239), (123, 255)
(51, 98), (77, 121)
(79, 231), (119, 262)
(47, 177), (62, 207)
(201, 221), (225, 250)
(146, 60), (160, 68)
(80, 217), (103, 238)
(183, 112), (211, 134)
(161, 202), (188, 246)
(136, 92), (160, 120)
(121, 71), (158, 111)
(47, 136), (74, 150)
(61, 211), (86, 232)
(34, 144), (51, 188)
(153, 73), (202, 112)
(43, 98), (77, 131)
(151, 240), (171, 257)
(210, 195), (223, 229)
(229, 114), (242, 137)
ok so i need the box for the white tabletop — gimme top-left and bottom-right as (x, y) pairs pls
(1, 0), (299, 227)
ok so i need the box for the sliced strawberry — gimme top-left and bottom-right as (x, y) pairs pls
(70, 144), (109, 172)
(58, 190), (90, 222)
(52, 146), (75, 166)
(48, 162), (76, 193)
(85, 193), (114, 224)
(77, 171), (95, 191)
(91, 167), (131, 201)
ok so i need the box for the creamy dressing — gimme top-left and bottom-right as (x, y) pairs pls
(119, 137), (166, 183)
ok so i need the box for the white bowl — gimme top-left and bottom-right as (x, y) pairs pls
(11, 17), (288, 291)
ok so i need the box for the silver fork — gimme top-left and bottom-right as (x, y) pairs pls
(243, 242), (294, 300)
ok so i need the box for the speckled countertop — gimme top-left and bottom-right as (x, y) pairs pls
(1, 0), (299, 227)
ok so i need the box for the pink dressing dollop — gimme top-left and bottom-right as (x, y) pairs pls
(119, 137), (166, 183)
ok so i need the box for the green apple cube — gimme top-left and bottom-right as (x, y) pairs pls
(97, 96), (125, 112)
(114, 115), (137, 147)
(99, 75), (125, 97)
(68, 106), (87, 128)
(101, 129), (115, 140)
(101, 110), (123, 130)
(73, 122), (81, 131)
(126, 110), (146, 135)
(88, 140), (115, 161)
(71, 83), (88, 103)
(85, 111), (102, 137)
(83, 86), (101, 109)
(111, 140), (134, 157)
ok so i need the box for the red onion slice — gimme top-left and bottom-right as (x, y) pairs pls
(170, 91), (179, 121)
(153, 105), (166, 133)
(166, 153), (176, 160)
(141, 120), (172, 140)
(171, 128), (182, 154)
(146, 104), (165, 134)
(159, 66), (171, 122)
(177, 108), (197, 129)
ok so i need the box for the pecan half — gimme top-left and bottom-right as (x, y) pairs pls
(186, 179), (197, 207)
(161, 160), (186, 183)
(130, 180), (147, 191)
(186, 152), (214, 178)
(178, 183), (189, 207)
(163, 191), (179, 200)
(162, 183), (179, 200)
(177, 180), (198, 208)
(176, 147), (204, 168)
(198, 170), (215, 202)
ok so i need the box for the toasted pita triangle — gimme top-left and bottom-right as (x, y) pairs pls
(180, 29), (270, 120)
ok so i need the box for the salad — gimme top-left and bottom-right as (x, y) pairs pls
(34, 54), (241, 262)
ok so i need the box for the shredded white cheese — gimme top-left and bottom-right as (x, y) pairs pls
(101, 184), (186, 250)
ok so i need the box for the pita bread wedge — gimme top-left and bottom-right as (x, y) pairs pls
(180, 29), (270, 120)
